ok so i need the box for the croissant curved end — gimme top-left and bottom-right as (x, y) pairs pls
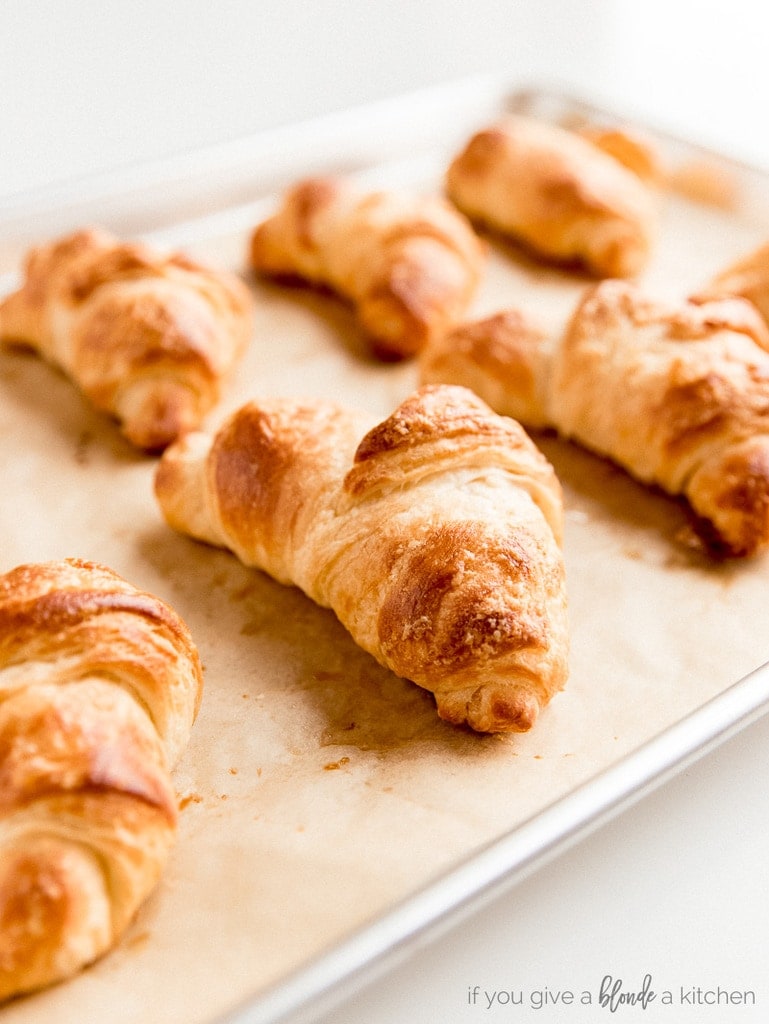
(435, 682), (543, 734)
(115, 378), (207, 452)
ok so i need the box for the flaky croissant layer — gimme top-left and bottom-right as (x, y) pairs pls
(0, 558), (203, 1003)
(155, 384), (569, 733)
(694, 239), (769, 327)
(445, 114), (658, 278)
(421, 280), (769, 557)
(0, 227), (254, 450)
(249, 177), (486, 360)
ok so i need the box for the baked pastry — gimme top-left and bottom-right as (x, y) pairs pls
(576, 125), (662, 185)
(0, 558), (203, 1002)
(155, 384), (568, 733)
(0, 227), (254, 451)
(694, 240), (769, 326)
(420, 306), (558, 432)
(420, 281), (769, 557)
(249, 176), (485, 360)
(445, 114), (658, 278)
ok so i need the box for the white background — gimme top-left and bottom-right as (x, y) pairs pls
(2, 3), (769, 1023)
(2, 0), (768, 199)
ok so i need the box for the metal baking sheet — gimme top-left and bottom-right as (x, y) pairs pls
(3, 76), (769, 1024)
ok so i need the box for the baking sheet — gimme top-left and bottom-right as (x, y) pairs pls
(3, 77), (769, 1024)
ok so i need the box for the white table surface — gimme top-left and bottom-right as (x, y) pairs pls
(2, 3), (769, 1023)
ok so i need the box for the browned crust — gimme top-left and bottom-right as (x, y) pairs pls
(0, 228), (254, 451)
(346, 385), (563, 539)
(577, 125), (663, 184)
(157, 384), (568, 734)
(0, 558), (203, 1002)
(251, 178), (341, 267)
(693, 240), (769, 326)
(445, 116), (657, 278)
(419, 307), (552, 427)
(249, 176), (485, 360)
(687, 436), (769, 557)
(351, 381), (521, 462)
(210, 399), (350, 562)
(564, 280), (769, 556)
(0, 685), (177, 820)
(376, 520), (552, 669)
(0, 562), (195, 660)
(0, 841), (111, 1001)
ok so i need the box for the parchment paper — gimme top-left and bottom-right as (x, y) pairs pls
(2, 89), (769, 1024)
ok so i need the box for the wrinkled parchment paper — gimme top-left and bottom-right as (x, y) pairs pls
(2, 91), (769, 1024)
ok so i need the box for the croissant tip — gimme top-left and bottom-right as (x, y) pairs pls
(119, 382), (203, 452)
(437, 685), (542, 734)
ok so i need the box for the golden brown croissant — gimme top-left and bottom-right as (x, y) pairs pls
(249, 176), (485, 360)
(694, 240), (769, 326)
(421, 281), (769, 556)
(0, 227), (254, 451)
(155, 384), (568, 733)
(0, 558), (203, 1003)
(445, 115), (658, 278)
(576, 125), (662, 185)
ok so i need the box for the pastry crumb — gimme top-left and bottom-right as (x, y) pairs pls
(178, 792), (203, 810)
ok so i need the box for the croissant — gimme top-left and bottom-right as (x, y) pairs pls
(155, 384), (568, 733)
(0, 558), (203, 1003)
(694, 240), (769, 326)
(445, 115), (658, 278)
(248, 176), (485, 360)
(420, 280), (769, 556)
(575, 125), (662, 185)
(0, 227), (254, 451)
